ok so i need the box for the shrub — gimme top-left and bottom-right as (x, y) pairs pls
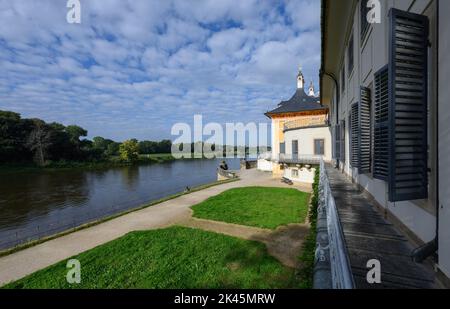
(297, 166), (320, 288)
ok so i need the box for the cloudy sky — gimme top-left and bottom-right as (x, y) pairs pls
(0, 0), (320, 142)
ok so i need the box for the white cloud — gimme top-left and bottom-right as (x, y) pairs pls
(0, 0), (320, 141)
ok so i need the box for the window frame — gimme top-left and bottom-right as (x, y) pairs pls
(314, 139), (325, 156)
(292, 140), (299, 156)
(280, 142), (286, 155)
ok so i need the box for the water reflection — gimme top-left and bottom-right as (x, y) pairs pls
(0, 171), (90, 229)
(120, 165), (140, 190)
(0, 159), (239, 249)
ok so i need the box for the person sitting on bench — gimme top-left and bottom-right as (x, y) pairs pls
(219, 160), (229, 170)
(281, 177), (293, 185)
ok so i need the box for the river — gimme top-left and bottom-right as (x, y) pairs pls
(0, 158), (240, 250)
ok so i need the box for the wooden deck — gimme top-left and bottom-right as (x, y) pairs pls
(325, 165), (437, 289)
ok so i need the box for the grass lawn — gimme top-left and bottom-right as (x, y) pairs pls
(191, 187), (310, 229)
(3, 226), (299, 289)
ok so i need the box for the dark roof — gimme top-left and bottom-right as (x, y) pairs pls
(266, 88), (327, 117)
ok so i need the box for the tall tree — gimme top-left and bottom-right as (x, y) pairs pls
(1, 111), (35, 163)
(92, 136), (107, 150)
(66, 125), (87, 144)
(119, 139), (139, 163)
(138, 140), (157, 154)
(105, 142), (120, 156)
(0, 110), (21, 120)
(157, 139), (172, 153)
(47, 122), (72, 161)
(26, 119), (53, 166)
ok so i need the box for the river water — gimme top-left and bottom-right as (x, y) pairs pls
(0, 158), (240, 250)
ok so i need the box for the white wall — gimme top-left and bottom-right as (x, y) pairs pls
(257, 159), (273, 172)
(358, 174), (436, 242)
(284, 167), (316, 184)
(438, 0), (450, 279)
(284, 127), (332, 161)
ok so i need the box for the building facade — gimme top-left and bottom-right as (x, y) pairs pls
(321, 0), (449, 282)
(259, 69), (332, 183)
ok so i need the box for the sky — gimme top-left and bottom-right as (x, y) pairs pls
(0, 0), (321, 142)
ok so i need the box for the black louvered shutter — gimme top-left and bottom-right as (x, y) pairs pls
(359, 87), (372, 174)
(350, 103), (359, 168)
(388, 9), (429, 202)
(335, 124), (341, 160)
(340, 120), (346, 162)
(374, 66), (389, 180)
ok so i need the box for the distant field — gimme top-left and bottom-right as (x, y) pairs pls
(3, 227), (299, 289)
(139, 153), (174, 159)
(192, 187), (310, 229)
(0, 154), (176, 173)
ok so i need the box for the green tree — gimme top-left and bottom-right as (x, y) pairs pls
(47, 122), (73, 161)
(92, 136), (107, 150)
(0, 111), (33, 162)
(138, 140), (157, 154)
(66, 125), (87, 144)
(105, 142), (120, 156)
(0, 110), (21, 120)
(157, 139), (172, 153)
(119, 139), (139, 162)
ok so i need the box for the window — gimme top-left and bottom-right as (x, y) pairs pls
(347, 32), (354, 74)
(361, 0), (370, 41)
(314, 139), (325, 156)
(341, 66), (346, 93)
(292, 140), (298, 156)
(292, 169), (299, 178)
(280, 142), (285, 154)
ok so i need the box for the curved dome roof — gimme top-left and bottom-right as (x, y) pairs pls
(265, 88), (327, 117)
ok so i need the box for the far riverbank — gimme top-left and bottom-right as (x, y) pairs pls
(0, 154), (178, 174)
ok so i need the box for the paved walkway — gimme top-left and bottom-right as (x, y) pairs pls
(0, 169), (311, 286)
(326, 166), (437, 289)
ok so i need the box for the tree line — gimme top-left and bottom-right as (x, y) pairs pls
(0, 110), (172, 166)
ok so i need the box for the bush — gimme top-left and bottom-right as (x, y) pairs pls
(297, 166), (320, 288)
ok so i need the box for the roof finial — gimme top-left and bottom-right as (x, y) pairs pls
(308, 80), (315, 96)
(297, 65), (304, 89)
